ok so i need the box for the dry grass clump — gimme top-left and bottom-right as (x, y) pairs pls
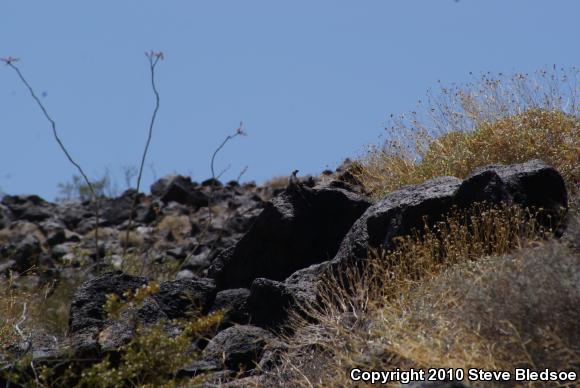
(264, 175), (290, 190)
(356, 68), (579, 198)
(155, 214), (192, 242)
(267, 204), (577, 387)
(0, 271), (65, 364)
(4, 278), (225, 387)
(0, 276), (26, 352)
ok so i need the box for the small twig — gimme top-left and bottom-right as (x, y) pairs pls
(3, 57), (101, 261)
(208, 122), (246, 223)
(13, 302), (28, 340)
(236, 166), (249, 183)
(9, 302), (39, 386)
(178, 125), (246, 273)
(122, 51), (163, 264)
(210, 122), (246, 181)
(216, 164), (232, 180)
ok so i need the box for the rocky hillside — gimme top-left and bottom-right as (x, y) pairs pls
(0, 158), (575, 387)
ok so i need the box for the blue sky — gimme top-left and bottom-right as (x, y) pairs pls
(1, 1), (579, 200)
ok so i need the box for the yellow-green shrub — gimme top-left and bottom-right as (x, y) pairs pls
(357, 109), (579, 198)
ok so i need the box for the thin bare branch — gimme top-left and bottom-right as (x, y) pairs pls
(178, 124), (246, 273)
(5, 60), (101, 261)
(122, 51), (163, 261)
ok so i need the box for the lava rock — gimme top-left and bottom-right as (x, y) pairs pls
(466, 159), (568, 234)
(100, 189), (142, 226)
(1, 195), (52, 222)
(151, 175), (209, 208)
(334, 159), (568, 266)
(56, 202), (93, 230)
(11, 235), (43, 273)
(150, 277), (217, 318)
(68, 272), (148, 334)
(209, 288), (251, 329)
(209, 185), (371, 289)
(246, 278), (293, 329)
(200, 325), (281, 372)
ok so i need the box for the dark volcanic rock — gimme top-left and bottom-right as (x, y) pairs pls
(67, 273), (217, 354)
(100, 189), (142, 226)
(200, 325), (280, 372)
(243, 262), (329, 330)
(209, 185), (371, 289)
(246, 278), (294, 329)
(135, 200), (160, 224)
(151, 175), (209, 208)
(1, 195), (52, 222)
(240, 160), (569, 329)
(465, 159), (568, 234)
(56, 201), (92, 230)
(66, 272), (147, 355)
(209, 288), (251, 329)
(11, 235), (43, 273)
(150, 277), (216, 318)
(335, 176), (462, 264)
(69, 272), (148, 334)
(335, 159), (568, 265)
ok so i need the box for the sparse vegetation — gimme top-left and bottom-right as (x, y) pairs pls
(56, 172), (116, 203)
(355, 69), (579, 198)
(260, 69), (580, 386)
(1, 66), (578, 387)
(3, 279), (225, 387)
(267, 205), (579, 387)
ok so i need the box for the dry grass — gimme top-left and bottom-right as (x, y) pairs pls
(264, 175), (290, 190)
(0, 271), (64, 358)
(357, 109), (579, 198)
(155, 214), (191, 242)
(355, 68), (579, 198)
(266, 204), (579, 387)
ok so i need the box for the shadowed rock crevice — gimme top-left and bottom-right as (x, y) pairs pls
(209, 184), (371, 290)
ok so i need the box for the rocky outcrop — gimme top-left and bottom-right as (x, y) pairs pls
(1, 195), (53, 222)
(209, 185), (371, 290)
(67, 271), (217, 354)
(230, 160), (569, 330)
(151, 175), (210, 209)
(57, 161), (567, 354)
(209, 288), (251, 329)
(180, 325), (284, 376)
(0, 159), (570, 386)
(335, 159), (567, 266)
(151, 277), (216, 318)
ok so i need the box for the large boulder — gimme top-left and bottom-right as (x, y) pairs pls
(67, 272), (217, 354)
(56, 201), (93, 230)
(1, 195), (52, 222)
(100, 189), (143, 226)
(241, 160), (569, 329)
(68, 272), (148, 334)
(67, 272), (148, 354)
(10, 234), (43, 273)
(335, 159), (567, 265)
(209, 185), (371, 289)
(150, 175), (209, 209)
(150, 277), (216, 318)
(199, 325), (282, 372)
(209, 288), (251, 329)
(246, 278), (294, 329)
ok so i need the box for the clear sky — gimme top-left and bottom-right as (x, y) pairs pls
(1, 1), (579, 200)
